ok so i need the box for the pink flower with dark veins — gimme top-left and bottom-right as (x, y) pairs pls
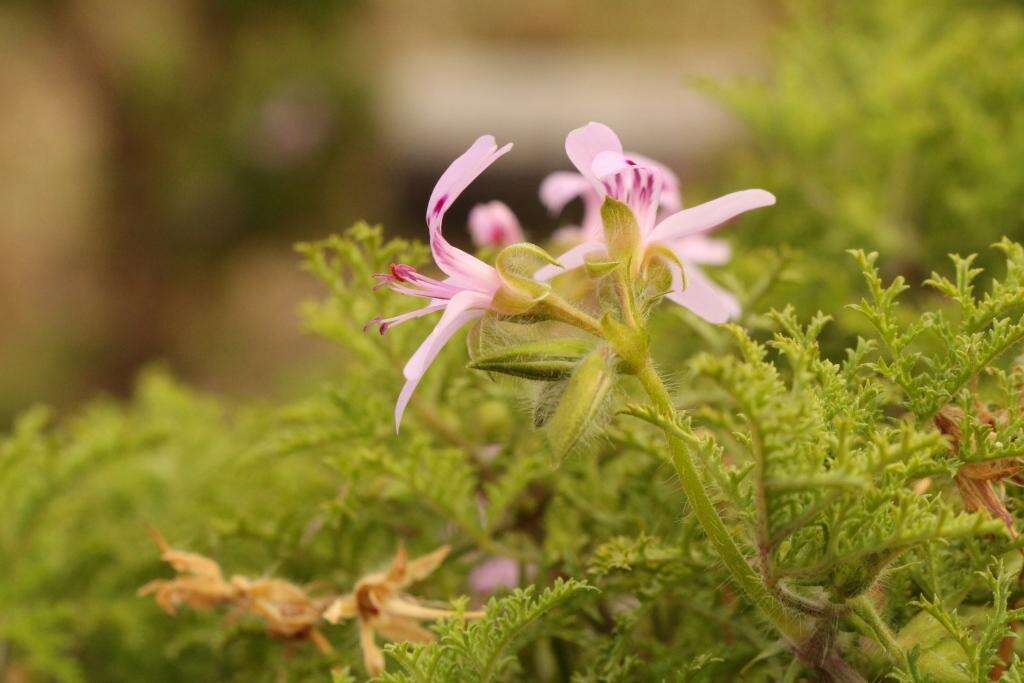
(536, 122), (774, 323)
(540, 151), (682, 246)
(370, 136), (513, 431)
(468, 200), (525, 249)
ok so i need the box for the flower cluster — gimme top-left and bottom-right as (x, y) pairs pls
(372, 122), (774, 429)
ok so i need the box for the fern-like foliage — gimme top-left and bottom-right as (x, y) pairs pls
(3, 226), (1024, 680)
(850, 241), (1024, 420)
(380, 579), (596, 682)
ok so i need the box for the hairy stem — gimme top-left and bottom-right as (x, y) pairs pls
(612, 269), (640, 329)
(846, 594), (906, 669)
(634, 360), (811, 646)
(537, 293), (603, 337)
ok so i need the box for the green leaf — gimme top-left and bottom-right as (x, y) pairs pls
(381, 579), (597, 683)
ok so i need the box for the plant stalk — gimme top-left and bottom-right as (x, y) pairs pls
(634, 360), (811, 646)
(538, 293), (603, 337)
(846, 594), (908, 671)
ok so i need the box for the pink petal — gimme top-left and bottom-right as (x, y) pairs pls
(675, 235), (731, 265)
(580, 196), (605, 241)
(648, 189), (775, 244)
(395, 290), (491, 431)
(591, 151), (662, 234)
(590, 150), (639, 180)
(565, 122), (622, 191)
(427, 136), (512, 289)
(468, 200), (525, 248)
(469, 557), (520, 595)
(666, 260), (741, 324)
(550, 225), (585, 246)
(427, 135), (512, 226)
(538, 171), (601, 241)
(629, 152), (682, 213)
(539, 171), (595, 216)
(534, 241), (607, 282)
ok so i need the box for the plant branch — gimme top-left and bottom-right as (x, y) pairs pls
(633, 360), (811, 647)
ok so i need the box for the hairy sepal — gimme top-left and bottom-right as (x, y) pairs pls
(600, 197), (642, 266)
(492, 243), (560, 315)
(642, 243), (683, 298)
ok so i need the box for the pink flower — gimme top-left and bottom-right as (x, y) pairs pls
(539, 154), (681, 244)
(469, 556), (520, 595)
(537, 122), (773, 323)
(372, 135), (513, 431)
(539, 171), (604, 243)
(468, 201), (525, 249)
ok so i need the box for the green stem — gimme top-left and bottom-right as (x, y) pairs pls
(846, 594), (906, 669)
(612, 269), (639, 329)
(538, 293), (602, 337)
(634, 360), (811, 646)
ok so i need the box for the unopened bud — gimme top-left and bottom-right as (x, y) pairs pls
(467, 338), (594, 381)
(545, 347), (616, 463)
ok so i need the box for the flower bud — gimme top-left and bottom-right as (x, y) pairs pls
(545, 347), (616, 463)
(468, 201), (525, 248)
(467, 338), (594, 381)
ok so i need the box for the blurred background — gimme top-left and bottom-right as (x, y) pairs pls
(0, 0), (779, 424)
(2, 0), (1024, 425)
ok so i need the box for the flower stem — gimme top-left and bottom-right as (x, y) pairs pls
(846, 594), (907, 669)
(612, 269), (639, 329)
(538, 293), (603, 337)
(634, 359), (811, 646)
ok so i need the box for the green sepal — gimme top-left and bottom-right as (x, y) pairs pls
(467, 338), (595, 381)
(600, 197), (642, 262)
(544, 347), (616, 464)
(492, 243), (559, 315)
(583, 252), (623, 279)
(642, 243), (683, 296)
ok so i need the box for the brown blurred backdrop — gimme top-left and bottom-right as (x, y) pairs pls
(0, 0), (778, 423)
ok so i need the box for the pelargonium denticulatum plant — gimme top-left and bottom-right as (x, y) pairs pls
(6, 120), (1024, 682)
(351, 122), (1024, 680)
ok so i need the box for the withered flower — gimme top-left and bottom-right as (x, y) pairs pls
(137, 526), (240, 614)
(935, 405), (1022, 536)
(324, 545), (484, 676)
(231, 576), (336, 650)
(138, 527), (335, 654)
